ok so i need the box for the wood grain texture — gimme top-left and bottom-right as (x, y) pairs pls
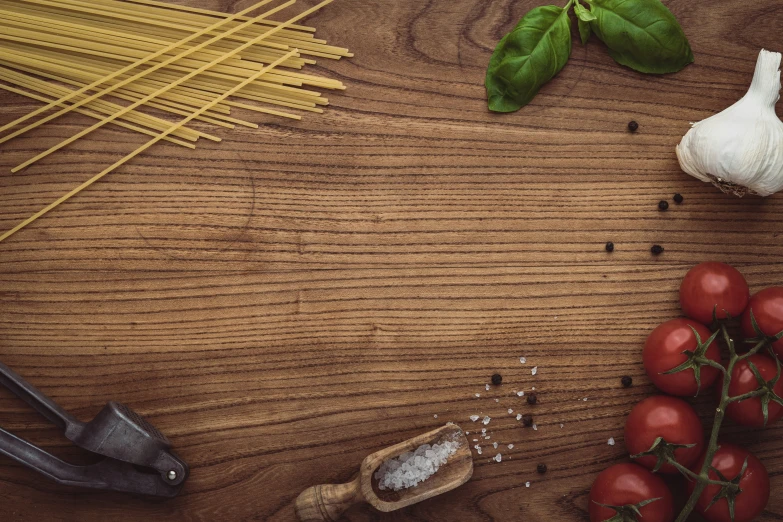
(1, 0), (783, 520)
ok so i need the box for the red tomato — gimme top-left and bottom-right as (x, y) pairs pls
(741, 287), (783, 359)
(589, 463), (674, 522)
(680, 262), (749, 325)
(624, 396), (704, 474)
(643, 318), (721, 396)
(687, 443), (769, 522)
(722, 354), (783, 427)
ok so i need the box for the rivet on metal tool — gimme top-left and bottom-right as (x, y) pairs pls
(167, 470), (177, 481)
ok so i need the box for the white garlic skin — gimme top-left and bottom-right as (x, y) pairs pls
(676, 49), (783, 197)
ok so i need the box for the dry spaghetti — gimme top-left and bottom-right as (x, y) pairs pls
(0, 0), (350, 242)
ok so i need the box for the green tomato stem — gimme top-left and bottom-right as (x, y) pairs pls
(667, 459), (731, 487)
(675, 324), (738, 522)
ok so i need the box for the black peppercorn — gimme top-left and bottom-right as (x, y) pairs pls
(658, 200), (669, 211)
(621, 375), (633, 388)
(522, 413), (534, 427)
(536, 463), (548, 474)
(526, 392), (537, 405)
(674, 193), (684, 204)
(651, 245), (664, 255)
(605, 242), (614, 253)
(491, 373), (502, 385)
(628, 121), (639, 132)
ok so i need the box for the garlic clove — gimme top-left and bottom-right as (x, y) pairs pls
(676, 49), (783, 197)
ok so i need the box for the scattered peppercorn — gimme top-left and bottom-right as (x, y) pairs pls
(491, 373), (502, 385)
(651, 245), (664, 255)
(628, 121), (639, 132)
(605, 242), (614, 253)
(674, 193), (684, 204)
(658, 200), (669, 211)
(522, 413), (534, 427)
(537, 463), (548, 474)
(526, 392), (538, 405)
(621, 375), (633, 388)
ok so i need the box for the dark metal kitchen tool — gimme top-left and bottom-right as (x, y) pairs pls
(0, 361), (188, 497)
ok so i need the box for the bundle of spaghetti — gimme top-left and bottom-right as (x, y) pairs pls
(0, 0), (349, 242)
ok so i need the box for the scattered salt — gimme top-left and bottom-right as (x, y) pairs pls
(517, 391), (524, 397)
(608, 437), (616, 446)
(470, 415), (480, 422)
(485, 384), (490, 391)
(481, 428), (487, 435)
(482, 416), (491, 425)
(433, 414), (438, 418)
(560, 424), (564, 429)
(520, 357), (527, 364)
(508, 444), (514, 449)
(531, 387), (536, 391)
(374, 438), (460, 491)
(531, 366), (538, 376)
(485, 436), (490, 440)
(494, 399), (499, 403)
(476, 446), (482, 455)
(532, 424), (538, 431)
(475, 393), (481, 397)
(525, 481), (531, 488)
(508, 408), (514, 414)
(516, 414), (522, 421)
(493, 442), (498, 449)
(473, 439), (478, 442)
(583, 398), (588, 401)
(494, 453), (502, 463)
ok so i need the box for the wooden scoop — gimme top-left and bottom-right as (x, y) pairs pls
(295, 423), (472, 521)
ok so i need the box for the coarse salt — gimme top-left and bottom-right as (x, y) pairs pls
(531, 367), (538, 376)
(494, 453), (502, 463)
(494, 399), (499, 402)
(433, 414), (438, 418)
(374, 438), (460, 492)
(517, 391), (524, 397)
(520, 357), (527, 364)
(560, 424), (564, 428)
(482, 416), (491, 425)
(516, 414), (522, 421)
(608, 437), (616, 446)
(508, 444), (514, 449)
(532, 424), (538, 431)
(470, 415), (480, 422)
(525, 481), (531, 488)
(485, 384), (490, 391)
(508, 408), (514, 414)
(475, 393), (481, 397)
(493, 442), (498, 449)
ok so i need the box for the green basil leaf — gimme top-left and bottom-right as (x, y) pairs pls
(574, 1), (597, 22)
(578, 18), (591, 44)
(485, 5), (572, 113)
(587, 0), (694, 74)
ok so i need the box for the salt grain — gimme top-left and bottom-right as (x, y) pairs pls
(433, 414), (438, 418)
(494, 453), (502, 463)
(493, 442), (498, 449)
(482, 416), (491, 425)
(517, 391), (525, 397)
(485, 436), (490, 440)
(583, 398), (588, 401)
(532, 424), (538, 431)
(520, 357), (527, 364)
(494, 399), (499, 403)
(485, 384), (490, 391)
(531, 387), (535, 391)
(470, 415), (480, 422)
(508, 444), (514, 449)
(475, 393), (481, 398)
(477, 447), (482, 455)
(481, 428), (487, 435)
(374, 438), (460, 491)
(525, 481), (531, 488)
(608, 437), (616, 446)
(473, 439), (478, 442)
(516, 414), (522, 421)
(531, 366), (538, 376)
(560, 424), (564, 429)
(508, 408), (514, 415)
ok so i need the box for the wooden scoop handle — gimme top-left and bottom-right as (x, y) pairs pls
(295, 475), (364, 522)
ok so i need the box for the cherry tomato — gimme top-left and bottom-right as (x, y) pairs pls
(741, 287), (783, 359)
(687, 443), (769, 522)
(643, 318), (721, 396)
(624, 396), (704, 474)
(589, 463), (674, 522)
(680, 262), (749, 325)
(722, 354), (783, 427)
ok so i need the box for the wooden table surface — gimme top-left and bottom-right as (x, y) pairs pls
(2, 0), (783, 520)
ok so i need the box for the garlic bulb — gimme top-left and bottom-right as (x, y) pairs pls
(676, 49), (783, 197)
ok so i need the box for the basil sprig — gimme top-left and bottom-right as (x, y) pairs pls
(485, 0), (693, 113)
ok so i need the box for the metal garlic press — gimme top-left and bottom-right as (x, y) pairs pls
(0, 361), (188, 497)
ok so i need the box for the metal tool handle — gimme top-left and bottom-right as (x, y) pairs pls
(0, 361), (82, 435)
(0, 427), (184, 497)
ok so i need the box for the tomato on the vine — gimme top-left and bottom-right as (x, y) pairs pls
(589, 463), (674, 522)
(680, 262), (749, 325)
(741, 286), (783, 359)
(643, 318), (721, 396)
(722, 354), (783, 427)
(687, 443), (769, 522)
(624, 396), (704, 473)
